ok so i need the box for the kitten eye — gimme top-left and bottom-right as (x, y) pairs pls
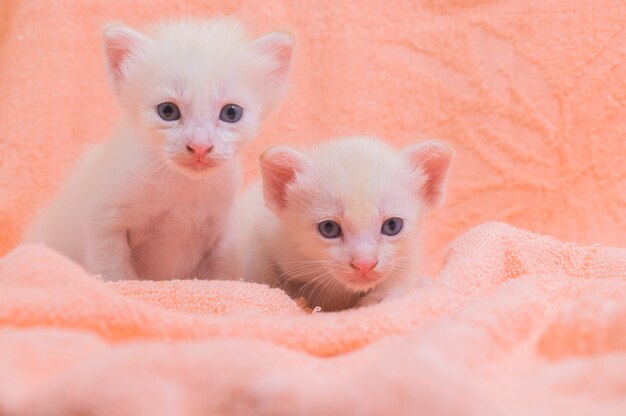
(381, 218), (403, 236)
(318, 220), (342, 239)
(156, 102), (181, 121)
(219, 104), (243, 123)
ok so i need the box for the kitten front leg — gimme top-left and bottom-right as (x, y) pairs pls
(85, 225), (138, 281)
(356, 276), (418, 307)
(193, 234), (242, 281)
(357, 290), (386, 307)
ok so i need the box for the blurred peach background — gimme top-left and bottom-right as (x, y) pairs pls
(2, 0), (626, 274)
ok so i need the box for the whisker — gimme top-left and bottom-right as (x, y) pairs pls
(274, 265), (323, 289)
(311, 274), (338, 309)
(296, 270), (333, 299)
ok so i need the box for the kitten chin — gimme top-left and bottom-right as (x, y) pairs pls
(239, 136), (452, 311)
(25, 18), (293, 282)
(168, 154), (234, 177)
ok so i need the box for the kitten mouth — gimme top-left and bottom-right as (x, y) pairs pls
(186, 160), (212, 171)
(177, 157), (224, 172)
(343, 273), (383, 290)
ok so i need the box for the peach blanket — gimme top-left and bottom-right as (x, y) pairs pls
(1, 222), (626, 415)
(2, 0), (626, 414)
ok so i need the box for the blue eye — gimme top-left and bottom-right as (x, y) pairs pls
(156, 102), (180, 121)
(381, 218), (403, 236)
(318, 220), (342, 239)
(219, 104), (243, 123)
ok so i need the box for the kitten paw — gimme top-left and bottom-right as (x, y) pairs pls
(356, 291), (389, 307)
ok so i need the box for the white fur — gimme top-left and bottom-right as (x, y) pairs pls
(238, 137), (452, 311)
(25, 18), (293, 281)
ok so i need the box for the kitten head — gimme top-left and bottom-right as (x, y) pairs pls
(102, 18), (293, 176)
(260, 137), (452, 292)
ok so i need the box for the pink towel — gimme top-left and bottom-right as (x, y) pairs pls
(1, 222), (626, 415)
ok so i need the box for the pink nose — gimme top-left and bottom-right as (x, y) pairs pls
(350, 259), (378, 275)
(186, 144), (214, 158)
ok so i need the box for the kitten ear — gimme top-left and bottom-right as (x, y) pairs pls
(102, 23), (150, 90)
(404, 141), (453, 209)
(260, 146), (309, 212)
(253, 31), (294, 110)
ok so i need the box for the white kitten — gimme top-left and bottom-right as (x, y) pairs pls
(25, 18), (293, 281)
(239, 137), (452, 311)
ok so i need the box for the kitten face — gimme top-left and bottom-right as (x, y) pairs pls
(137, 62), (261, 175)
(261, 138), (452, 293)
(103, 19), (293, 177)
(282, 171), (418, 291)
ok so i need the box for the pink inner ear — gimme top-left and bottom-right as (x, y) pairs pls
(257, 32), (292, 69)
(267, 41), (292, 78)
(103, 26), (146, 87)
(408, 142), (453, 208)
(253, 32), (294, 97)
(104, 38), (130, 84)
(260, 149), (304, 212)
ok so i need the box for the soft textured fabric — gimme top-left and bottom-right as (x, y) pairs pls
(3, 0), (626, 274)
(1, 222), (626, 415)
